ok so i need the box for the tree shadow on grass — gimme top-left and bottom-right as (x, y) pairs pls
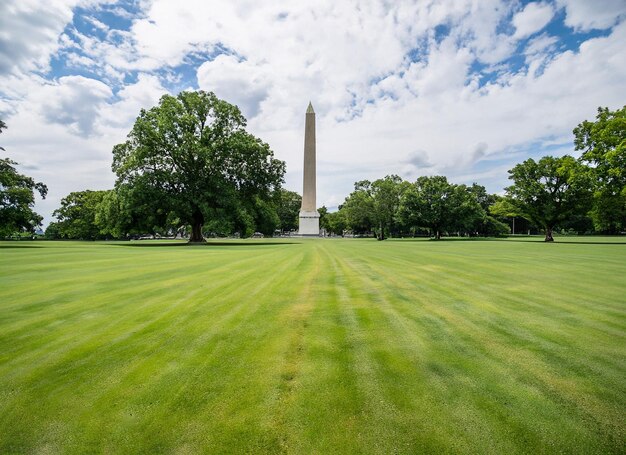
(391, 237), (626, 245)
(0, 244), (44, 248)
(502, 239), (626, 245)
(113, 241), (299, 247)
(388, 237), (499, 242)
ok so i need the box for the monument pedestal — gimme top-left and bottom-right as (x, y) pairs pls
(298, 210), (320, 236)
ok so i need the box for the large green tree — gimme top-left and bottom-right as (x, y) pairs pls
(370, 175), (411, 240)
(275, 189), (301, 233)
(340, 181), (375, 235)
(502, 155), (592, 241)
(98, 185), (183, 238)
(398, 176), (482, 239)
(93, 189), (128, 239)
(324, 210), (347, 236)
(248, 196), (280, 237)
(53, 190), (109, 240)
(112, 91), (285, 242)
(574, 106), (626, 233)
(0, 121), (48, 238)
(340, 175), (410, 239)
(468, 184), (510, 236)
(0, 158), (48, 238)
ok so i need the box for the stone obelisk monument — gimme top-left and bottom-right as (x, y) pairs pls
(298, 102), (320, 235)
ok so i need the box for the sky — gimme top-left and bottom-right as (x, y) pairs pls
(1, 0), (625, 227)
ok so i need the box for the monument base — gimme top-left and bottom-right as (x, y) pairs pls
(298, 210), (320, 236)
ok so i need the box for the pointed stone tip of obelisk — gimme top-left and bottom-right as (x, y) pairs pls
(306, 101), (314, 114)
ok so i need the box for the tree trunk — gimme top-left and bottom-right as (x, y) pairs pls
(544, 226), (554, 242)
(189, 210), (206, 243)
(378, 221), (385, 241)
(435, 229), (441, 240)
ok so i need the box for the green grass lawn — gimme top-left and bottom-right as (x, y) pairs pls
(1, 237), (624, 454)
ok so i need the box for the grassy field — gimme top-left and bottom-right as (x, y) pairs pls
(0, 237), (624, 454)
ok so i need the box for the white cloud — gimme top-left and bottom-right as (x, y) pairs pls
(304, 20), (626, 199)
(513, 2), (555, 39)
(85, 16), (109, 32)
(42, 75), (112, 137)
(2, 105), (113, 226)
(99, 73), (167, 129)
(524, 33), (559, 56)
(1, 73), (167, 225)
(0, 0), (115, 76)
(197, 55), (271, 119)
(557, 0), (626, 31)
(0, 1), (74, 75)
(456, 0), (518, 64)
(66, 53), (97, 68)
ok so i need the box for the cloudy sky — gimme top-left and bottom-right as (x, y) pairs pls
(1, 0), (625, 226)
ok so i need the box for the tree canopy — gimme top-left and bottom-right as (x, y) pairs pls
(0, 121), (48, 238)
(333, 175), (507, 239)
(501, 155), (591, 241)
(574, 105), (626, 233)
(339, 176), (410, 239)
(468, 184), (510, 237)
(340, 181), (376, 235)
(52, 190), (110, 240)
(323, 210), (347, 236)
(369, 175), (411, 240)
(398, 176), (483, 239)
(276, 189), (301, 233)
(112, 91), (285, 242)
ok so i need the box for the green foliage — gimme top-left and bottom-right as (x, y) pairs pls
(587, 191), (625, 233)
(44, 221), (61, 239)
(339, 176), (504, 239)
(109, 184), (179, 237)
(340, 181), (375, 234)
(0, 157), (48, 238)
(318, 205), (328, 232)
(370, 175), (411, 240)
(275, 189), (301, 232)
(473, 213), (511, 237)
(93, 189), (127, 239)
(574, 106), (626, 233)
(324, 210), (347, 236)
(233, 206), (255, 238)
(489, 199), (521, 219)
(112, 90), (285, 242)
(468, 184), (510, 236)
(1, 121), (47, 237)
(203, 209), (235, 237)
(340, 175), (410, 239)
(53, 190), (110, 240)
(250, 196), (280, 237)
(398, 176), (483, 239)
(504, 155), (592, 241)
(318, 205), (349, 236)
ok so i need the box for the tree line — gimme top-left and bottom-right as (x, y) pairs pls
(321, 106), (625, 241)
(323, 176), (510, 240)
(44, 187), (303, 241)
(1, 95), (624, 242)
